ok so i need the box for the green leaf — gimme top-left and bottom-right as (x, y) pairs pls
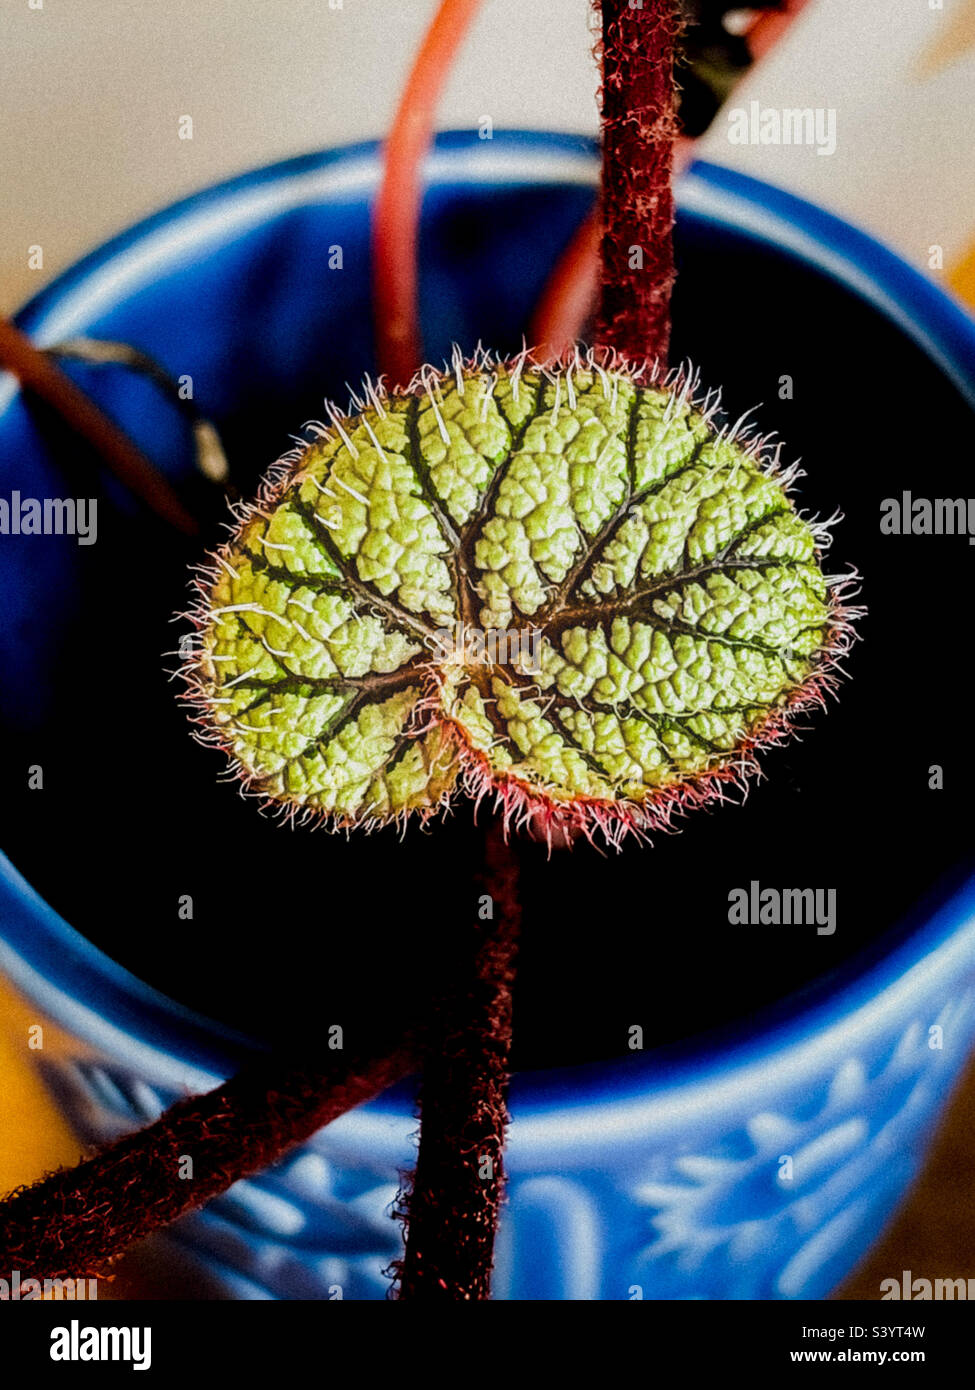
(185, 354), (849, 844)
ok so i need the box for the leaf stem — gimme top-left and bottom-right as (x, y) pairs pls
(0, 1037), (418, 1281)
(593, 0), (683, 369)
(393, 820), (521, 1300)
(528, 206), (602, 363)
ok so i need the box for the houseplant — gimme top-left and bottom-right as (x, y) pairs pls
(1, 1), (974, 1300)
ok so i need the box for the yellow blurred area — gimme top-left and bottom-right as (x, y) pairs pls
(949, 242), (975, 310)
(0, 978), (86, 1196)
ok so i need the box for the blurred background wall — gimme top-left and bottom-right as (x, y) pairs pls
(2, 0), (974, 315)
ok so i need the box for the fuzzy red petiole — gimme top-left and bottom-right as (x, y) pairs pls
(592, 0), (682, 369)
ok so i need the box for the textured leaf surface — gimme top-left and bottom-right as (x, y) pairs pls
(186, 357), (845, 843)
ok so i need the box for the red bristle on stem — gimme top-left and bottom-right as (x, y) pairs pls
(593, 0), (682, 369)
(392, 822), (521, 1300)
(0, 1038), (418, 1280)
(528, 142), (693, 361)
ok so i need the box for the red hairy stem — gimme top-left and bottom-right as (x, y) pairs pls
(0, 1039), (417, 1281)
(373, 0), (484, 387)
(393, 822), (521, 1300)
(0, 316), (198, 535)
(529, 140), (693, 360)
(593, 0), (683, 369)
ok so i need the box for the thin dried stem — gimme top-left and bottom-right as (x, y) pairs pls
(0, 317), (198, 534)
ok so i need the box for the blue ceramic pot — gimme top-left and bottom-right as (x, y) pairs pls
(2, 131), (975, 1301)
